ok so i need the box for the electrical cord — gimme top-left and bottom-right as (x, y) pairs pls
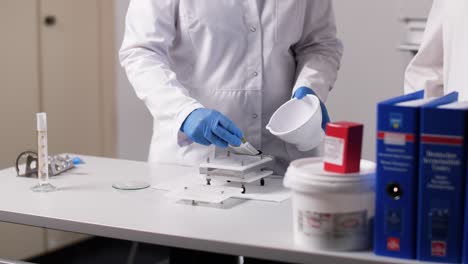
(15, 151), (38, 177)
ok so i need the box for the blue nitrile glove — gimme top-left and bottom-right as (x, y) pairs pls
(180, 108), (243, 148)
(72, 157), (84, 165)
(293, 86), (330, 130)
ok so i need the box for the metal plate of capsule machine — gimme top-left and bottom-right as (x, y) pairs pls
(199, 152), (274, 193)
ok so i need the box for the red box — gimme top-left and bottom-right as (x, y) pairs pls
(323, 121), (363, 173)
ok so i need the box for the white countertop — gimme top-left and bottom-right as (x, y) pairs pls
(0, 155), (425, 264)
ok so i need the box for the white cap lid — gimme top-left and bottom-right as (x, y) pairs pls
(36, 112), (47, 131)
(284, 157), (376, 193)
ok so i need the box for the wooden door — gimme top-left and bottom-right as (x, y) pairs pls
(40, 0), (116, 157)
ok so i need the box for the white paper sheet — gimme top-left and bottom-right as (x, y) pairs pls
(152, 175), (290, 203)
(166, 184), (243, 204)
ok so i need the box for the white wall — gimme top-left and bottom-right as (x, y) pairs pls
(115, 0), (153, 161)
(329, 0), (409, 161)
(114, 0), (418, 162)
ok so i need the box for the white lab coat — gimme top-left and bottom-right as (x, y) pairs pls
(405, 0), (468, 100)
(120, 0), (343, 172)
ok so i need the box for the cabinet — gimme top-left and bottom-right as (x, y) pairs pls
(0, 0), (116, 260)
(398, 0), (433, 55)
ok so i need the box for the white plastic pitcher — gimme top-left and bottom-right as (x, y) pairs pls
(266, 95), (324, 151)
(284, 157), (376, 251)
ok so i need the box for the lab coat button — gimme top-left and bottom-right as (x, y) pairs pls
(250, 26), (257, 32)
(252, 114), (258, 119)
(252, 72), (258, 77)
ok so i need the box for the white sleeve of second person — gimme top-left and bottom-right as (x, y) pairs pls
(292, 0), (343, 103)
(119, 0), (203, 146)
(404, 0), (445, 97)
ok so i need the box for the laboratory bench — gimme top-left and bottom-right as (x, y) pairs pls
(0, 155), (430, 264)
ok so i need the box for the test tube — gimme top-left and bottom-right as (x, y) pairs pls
(31, 113), (57, 192)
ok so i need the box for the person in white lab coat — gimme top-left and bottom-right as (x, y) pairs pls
(120, 0), (343, 175)
(405, 0), (468, 100)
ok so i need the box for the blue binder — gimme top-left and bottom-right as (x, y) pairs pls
(375, 90), (438, 259)
(417, 93), (466, 263)
(464, 173), (468, 264)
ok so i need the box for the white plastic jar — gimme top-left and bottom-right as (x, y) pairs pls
(284, 157), (375, 251)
